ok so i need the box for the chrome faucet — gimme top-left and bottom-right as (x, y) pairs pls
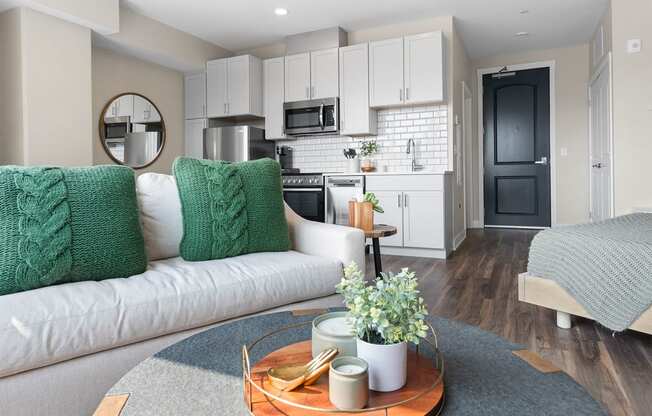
(406, 138), (424, 172)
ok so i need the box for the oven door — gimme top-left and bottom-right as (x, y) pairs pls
(283, 188), (325, 222)
(284, 98), (338, 135)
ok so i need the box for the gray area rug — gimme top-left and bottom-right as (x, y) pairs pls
(109, 310), (606, 415)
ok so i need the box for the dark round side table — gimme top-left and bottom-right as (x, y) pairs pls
(364, 224), (397, 277)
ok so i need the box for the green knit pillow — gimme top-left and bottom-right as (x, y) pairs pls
(0, 165), (147, 296)
(173, 157), (290, 261)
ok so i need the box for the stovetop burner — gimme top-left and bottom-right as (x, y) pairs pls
(282, 171), (324, 187)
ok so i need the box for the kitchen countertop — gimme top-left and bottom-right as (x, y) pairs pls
(323, 170), (453, 176)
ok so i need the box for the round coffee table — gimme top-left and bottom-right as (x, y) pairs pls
(101, 309), (607, 416)
(365, 224), (397, 277)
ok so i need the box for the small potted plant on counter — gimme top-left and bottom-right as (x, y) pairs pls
(359, 140), (379, 172)
(336, 263), (429, 392)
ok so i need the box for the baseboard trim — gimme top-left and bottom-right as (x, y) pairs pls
(453, 231), (466, 250)
(371, 246), (450, 259)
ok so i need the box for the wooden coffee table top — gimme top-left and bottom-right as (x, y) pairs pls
(246, 340), (444, 415)
(364, 224), (398, 239)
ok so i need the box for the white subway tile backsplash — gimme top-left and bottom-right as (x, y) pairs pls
(280, 104), (448, 173)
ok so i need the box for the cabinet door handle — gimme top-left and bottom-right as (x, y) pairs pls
(311, 86), (315, 98)
(306, 86), (310, 99)
(398, 194), (401, 208)
(223, 103), (227, 114)
(406, 87), (410, 101)
(202, 104), (206, 116)
(404, 194), (408, 207)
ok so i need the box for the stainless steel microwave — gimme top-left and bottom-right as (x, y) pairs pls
(283, 97), (339, 135)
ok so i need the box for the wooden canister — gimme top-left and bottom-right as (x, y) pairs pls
(354, 202), (374, 233)
(348, 200), (357, 227)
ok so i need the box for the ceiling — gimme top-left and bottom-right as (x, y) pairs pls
(122, 0), (608, 58)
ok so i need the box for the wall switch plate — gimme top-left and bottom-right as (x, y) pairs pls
(560, 147), (568, 157)
(627, 39), (642, 53)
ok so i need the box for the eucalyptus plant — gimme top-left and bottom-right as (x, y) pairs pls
(336, 263), (430, 345)
(363, 192), (384, 213)
(359, 140), (379, 158)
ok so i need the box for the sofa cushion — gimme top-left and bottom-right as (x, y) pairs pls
(0, 165), (147, 296)
(0, 251), (342, 378)
(173, 157), (290, 261)
(136, 173), (183, 261)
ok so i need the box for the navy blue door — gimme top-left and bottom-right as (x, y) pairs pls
(483, 68), (551, 227)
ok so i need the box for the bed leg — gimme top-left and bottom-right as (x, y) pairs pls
(556, 311), (572, 329)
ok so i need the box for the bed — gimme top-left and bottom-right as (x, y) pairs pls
(518, 213), (652, 335)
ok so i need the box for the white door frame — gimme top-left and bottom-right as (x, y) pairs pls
(461, 81), (473, 233)
(476, 60), (557, 228)
(588, 52), (614, 220)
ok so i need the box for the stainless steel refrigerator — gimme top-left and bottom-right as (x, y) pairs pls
(203, 126), (274, 162)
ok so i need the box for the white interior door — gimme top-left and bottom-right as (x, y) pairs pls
(589, 58), (613, 222)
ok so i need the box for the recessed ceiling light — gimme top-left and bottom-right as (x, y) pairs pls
(519, 9), (529, 14)
(515, 31), (530, 37)
(274, 8), (288, 16)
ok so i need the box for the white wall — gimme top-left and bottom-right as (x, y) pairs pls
(471, 44), (591, 226)
(92, 47), (184, 175)
(0, 8), (23, 165)
(611, 0), (652, 213)
(27, 0), (119, 34)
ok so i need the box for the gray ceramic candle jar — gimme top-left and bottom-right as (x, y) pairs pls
(311, 312), (357, 358)
(329, 356), (369, 410)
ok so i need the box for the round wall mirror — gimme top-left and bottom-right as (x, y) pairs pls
(99, 93), (166, 169)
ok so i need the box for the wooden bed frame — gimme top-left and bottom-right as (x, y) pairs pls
(518, 273), (652, 335)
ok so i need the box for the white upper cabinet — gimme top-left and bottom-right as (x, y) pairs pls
(284, 53), (311, 102)
(132, 95), (160, 123)
(106, 95), (133, 118)
(206, 59), (228, 117)
(369, 37), (404, 107)
(263, 57), (286, 140)
(206, 55), (262, 118)
(184, 72), (206, 119)
(369, 31), (445, 107)
(339, 44), (376, 136)
(310, 48), (339, 99)
(404, 32), (444, 104)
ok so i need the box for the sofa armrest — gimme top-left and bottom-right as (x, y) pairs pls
(285, 204), (366, 276)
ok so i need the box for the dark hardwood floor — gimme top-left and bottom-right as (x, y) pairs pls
(364, 228), (652, 416)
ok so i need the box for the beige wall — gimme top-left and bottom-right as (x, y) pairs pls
(611, 0), (652, 213)
(92, 47), (184, 175)
(0, 7), (93, 167)
(96, 7), (231, 72)
(28, 0), (119, 34)
(471, 44), (591, 226)
(0, 9), (24, 165)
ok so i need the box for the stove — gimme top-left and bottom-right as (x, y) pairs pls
(281, 172), (325, 222)
(282, 172), (324, 188)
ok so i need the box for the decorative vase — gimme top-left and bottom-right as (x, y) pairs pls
(356, 338), (407, 392)
(348, 201), (373, 232)
(360, 158), (375, 172)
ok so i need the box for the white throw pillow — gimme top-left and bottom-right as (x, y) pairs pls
(136, 173), (183, 261)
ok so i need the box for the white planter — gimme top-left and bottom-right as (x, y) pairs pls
(356, 338), (407, 392)
(346, 158), (361, 173)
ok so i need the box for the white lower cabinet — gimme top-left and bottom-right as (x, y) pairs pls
(372, 191), (404, 247)
(403, 191), (444, 249)
(366, 174), (452, 258)
(185, 118), (207, 158)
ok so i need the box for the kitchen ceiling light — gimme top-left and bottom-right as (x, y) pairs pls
(515, 31), (530, 37)
(274, 8), (288, 16)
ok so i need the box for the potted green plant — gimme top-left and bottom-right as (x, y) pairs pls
(359, 140), (379, 172)
(336, 263), (429, 392)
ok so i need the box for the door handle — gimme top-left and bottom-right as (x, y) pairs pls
(592, 162), (603, 169)
(534, 156), (548, 165)
(406, 87), (410, 101)
(319, 103), (324, 130)
(398, 194), (401, 208)
(399, 89), (403, 101)
(404, 194), (408, 207)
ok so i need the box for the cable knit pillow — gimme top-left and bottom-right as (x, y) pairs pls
(173, 157), (290, 261)
(0, 165), (147, 296)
